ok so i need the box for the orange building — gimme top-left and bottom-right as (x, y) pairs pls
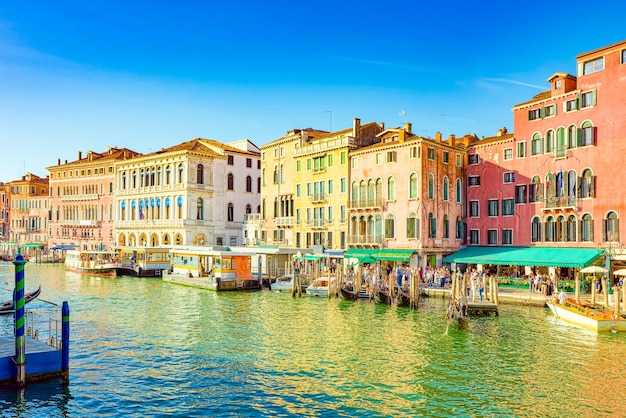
(7, 173), (49, 255)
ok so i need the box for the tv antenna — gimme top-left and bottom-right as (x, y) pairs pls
(400, 110), (407, 123)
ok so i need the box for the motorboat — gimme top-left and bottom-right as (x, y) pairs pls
(272, 274), (294, 292)
(546, 298), (626, 333)
(306, 277), (335, 297)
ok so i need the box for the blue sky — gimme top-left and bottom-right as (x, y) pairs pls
(0, 1), (624, 181)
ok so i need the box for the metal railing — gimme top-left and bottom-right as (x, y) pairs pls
(25, 309), (62, 350)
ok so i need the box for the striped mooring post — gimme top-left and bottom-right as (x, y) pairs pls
(62, 301), (70, 385)
(12, 252), (27, 388)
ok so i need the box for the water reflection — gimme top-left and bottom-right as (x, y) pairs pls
(0, 262), (625, 416)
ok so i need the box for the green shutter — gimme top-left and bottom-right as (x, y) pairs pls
(577, 128), (582, 147)
(591, 90), (597, 106)
(576, 92), (582, 109)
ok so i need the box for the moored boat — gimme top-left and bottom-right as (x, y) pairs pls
(64, 250), (122, 277)
(546, 298), (626, 333)
(272, 274), (294, 292)
(0, 285), (42, 314)
(306, 277), (335, 297)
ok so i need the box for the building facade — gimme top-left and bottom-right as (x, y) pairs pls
(349, 124), (471, 266)
(0, 183), (9, 242)
(115, 138), (261, 247)
(47, 147), (141, 251)
(8, 173), (49, 249)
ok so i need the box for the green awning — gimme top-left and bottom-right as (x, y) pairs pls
(442, 246), (602, 268)
(374, 249), (414, 262)
(20, 243), (44, 248)
(304, 254), (324, 260)
(344, 248), (414, 263)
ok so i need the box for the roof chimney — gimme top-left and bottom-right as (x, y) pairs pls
(404, 122), (412, 134)
(353, 118), (361, 138)
(78, 151), (82, 160)
(435, 132), (442, 142)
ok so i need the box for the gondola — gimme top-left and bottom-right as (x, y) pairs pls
(340, 285), (372, 301)
(0, 285), (42, 314)
(376, 287), (410, 306)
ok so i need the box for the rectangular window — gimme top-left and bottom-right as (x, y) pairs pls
(328, 180), (333, 194)
(340, 205), (346, 223)
(246, 158), (252, 168)
(504, 148), (513, 160)
(503, 172), (515, 184)
(386, 151), (397, 163)
(306, 183), (312, 196)
(296, 184), (301, 197)
(565, 99), (577, 112)
(517, 142), (526, 158)
(488, 199), (498, 216)
(340, 178), (346, 193)
(468, 176), (480, 186)
(469, 201), (479, 217)
(409, 147), (418, 159)
(582, 57), (604, 75)
(468, 154), (479, 165)
(296, 160), (301, 172)
(351, 156), (358, 168)
(502, 229), (513, 245)
(327, 154), (333, 167)
(307, 158), (312, 170)
(515, 185), (527, 204)
(428, 148), (436, 160)
(442, 151), (449, 164)
(488, 229), (498, 245)
(456, 153), (462, 167)
(528, 109), (541, 120)
(470, 230), (479, 245)
(581, 91), (596, 108)
(376, 153), (383, 164)
(340, 151), (347, 165)
(502, 198), (515, 216)
(543, 104), (556, 117)
(622, 49), (626, 64)
(227, 155), (234, 165)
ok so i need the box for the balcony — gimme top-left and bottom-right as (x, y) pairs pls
(61, 194), (98, 201)
(349, 197), (384, 209)
(311, 193), (326, 203)
(347, 235), (383, 246)
(553, 145), (568, 160)
(294, 136), (355, 156)
(307, 219), (326, 229)
(53, 220), (101, 227)
(544, 195), (578, 211)
(276, 216), (294, 227)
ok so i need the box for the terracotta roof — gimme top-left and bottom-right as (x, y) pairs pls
(469, 133), (515, 148)
(513, 90), (551, 107)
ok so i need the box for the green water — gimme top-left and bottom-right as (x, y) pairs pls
(1, 262), (625, 417)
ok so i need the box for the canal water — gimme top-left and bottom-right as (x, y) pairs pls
(0, 262), (625, 417)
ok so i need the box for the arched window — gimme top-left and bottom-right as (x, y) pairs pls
(360, 180), (367, 204)
(567, 125), (577, 149)
(443, 176), (449, 201)
(375, 178), (383, 202)
(246, 204), (252, 214)
(531, 133), (542, 155)
(565, 215), (577, 242)
(228, 203), (234, 222)
(409, 173), (418, 199)
(456, 216), (463, 239)
(387, 177), (395, 201)
(443, 215), (449, 238)
(367, 180), (375, 204)
(581, 121), (594, 146)
(580, 214), (594, 242)
(246, 176), (252, 192)
(428, 213), (436, 238)
(566, 170), (577, 198)
(531, 217), (542, 242)
(385, 214), (395, 238)
(604, 211), (619, 242)
(196, 198), (204, 220)
(351, 182), (359, 206)
(257, 177), (261, 193)
(407, 212), (418, 238)
(456, 179), (462, 203)
(545, 130), (554, 153)
(545, 216), (556, 242)
(556, 127), (566, 155)
(227, 173), (234, 191)
(177, 164), (184, 183)
(556, 215), (565, 242)
(375, 214), (383, 241)
(197, 164), (204, 184)
(428, 173), (434, 199)
(530, 175), (542, 203)
(581, 169), (595, 198)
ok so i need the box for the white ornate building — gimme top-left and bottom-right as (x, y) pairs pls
(114, 138), (261, 247)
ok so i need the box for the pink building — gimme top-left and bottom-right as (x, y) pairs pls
(348, 123), (473, 267)
(463, 40), (626, 281)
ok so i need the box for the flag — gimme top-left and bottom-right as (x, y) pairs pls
(546, 172), (552, 190)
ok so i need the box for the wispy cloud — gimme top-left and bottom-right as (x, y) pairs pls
(481, 77), (545, 90)
(317, 54), (434, 74)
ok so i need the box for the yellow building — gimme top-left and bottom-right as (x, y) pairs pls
(260, 118), (383, 251)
